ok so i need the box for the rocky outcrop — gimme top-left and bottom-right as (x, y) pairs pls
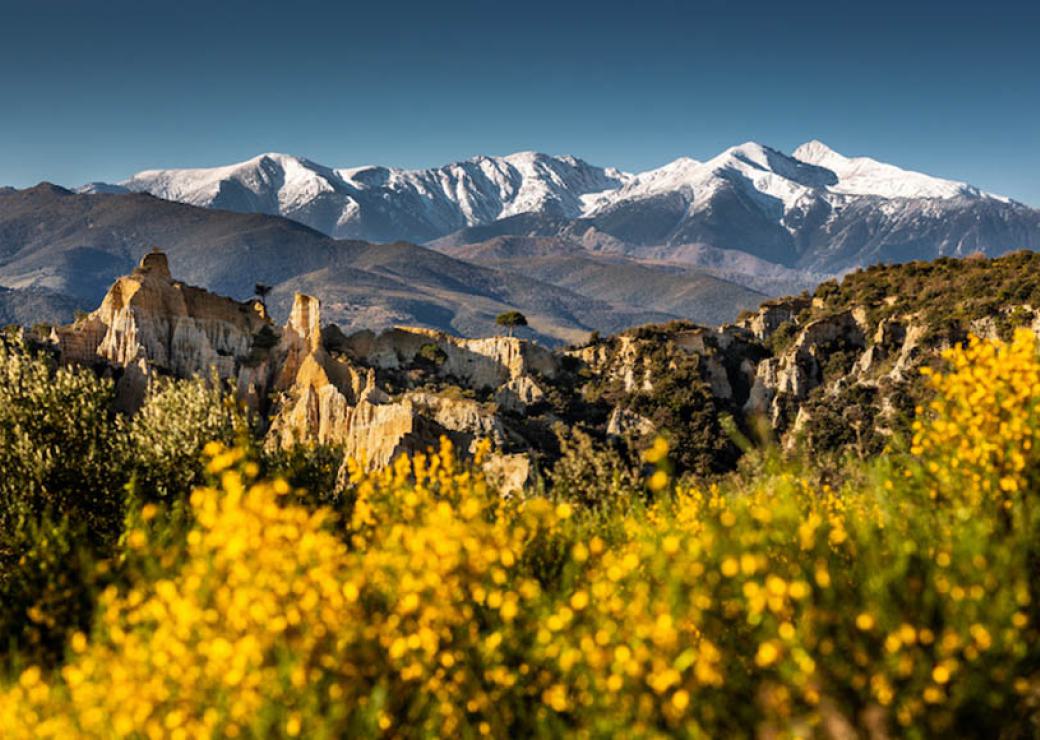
(495, 375), (546, 412)
(54, 250), (269, 408)
(49, 252), (541, 471)
(263, 298), (553, 467)
(606, 407), (656, 439)
(737, 296), (812, 341)
(46, 249), (1040, 484)
(572, 335), (656, 394)
(482, 453), (533, 496)
(744, 310), (868, 428)
(265, 299), (522, 467)
(338, 326), (557, 388)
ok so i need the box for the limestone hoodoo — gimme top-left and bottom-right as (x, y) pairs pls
(53, 249), (270, 408)
(49, 252), (545, 478)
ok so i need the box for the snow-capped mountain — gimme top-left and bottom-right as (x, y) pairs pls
(565, 141), (1036, 271)
(791, 140), (992, 200)
(83, 152), (629, 244)
(79, 142), (1039, 273)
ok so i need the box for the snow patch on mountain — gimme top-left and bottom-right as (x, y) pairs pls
(792, 140), (1002, 201)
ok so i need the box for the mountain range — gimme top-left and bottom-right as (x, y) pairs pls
(0, 184), (762, 343)
(4, 141), (1038, 341)
(80, 141), (1040, 276)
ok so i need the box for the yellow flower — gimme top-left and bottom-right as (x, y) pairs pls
(671, 689), (690, 711)
(648, 470), (669, 492)
(755, 642), (780, 667)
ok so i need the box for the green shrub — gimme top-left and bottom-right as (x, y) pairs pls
(548, 426), (643, 511)
(0, 335), (126, 544)
(123, 375), (249, 503)
(0, 514), (102, 670)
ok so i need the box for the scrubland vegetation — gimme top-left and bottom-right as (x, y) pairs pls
(2, 327), (1040, 737)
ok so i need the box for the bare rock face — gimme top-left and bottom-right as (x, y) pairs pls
(606, 406), (657, 439)
(482, 452), (533, 496)
(264, 294), (523, 469)
(737, 296), (812, 341)
(572, 335), (656, 393)
(338, 326), (557, 388)
(336, 398), (422, 468)
(853, 318), (907, 377)
(96, 251), (267, 375)
(494, 375), (546, 412)
(265, 293), (372, 450)
(744, 358), (780, 421)
(54, 250), (269, 409)
(744, 310), (868, 428)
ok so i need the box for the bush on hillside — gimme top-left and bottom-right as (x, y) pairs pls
(0, 335), (125, 543)
(123, 375), (250, 504)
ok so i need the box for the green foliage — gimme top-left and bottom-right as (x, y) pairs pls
(495, 310), (528, 333)
(811, 250), (1040, 332)
(0, 339), (255, 670)
(0, 514), (100, 670)
(588, 336), (742, 477)
(797, 384), (884, 460)
(766, 319), (797, 355)
(29, 324), (52, 341)
(261, 443), (346, 509)
(415, 342), (448, 367)
(251, 324), (279, 351)
(245, 325), (279, 366)
(123, 375), (250, 503)
(548, 426), (642, 511)
(0, 335), (126, 542)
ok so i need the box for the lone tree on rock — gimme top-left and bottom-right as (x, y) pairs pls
(495, 310), (527, 337)
(254, 283), (272, 310)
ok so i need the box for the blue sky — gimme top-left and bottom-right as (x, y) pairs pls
(1, 0), (1038, 204)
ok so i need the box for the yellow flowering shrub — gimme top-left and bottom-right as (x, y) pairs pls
(913, 327), (1040, 508)
(3, 332), (1040, 736)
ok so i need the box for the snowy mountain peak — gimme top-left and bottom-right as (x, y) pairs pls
(714, 141), (776, 165)
(792, 140), (1001, 201)
(500, 150), (551, 165)
(791, 140), (841, 165)
(708, 142), (837, 188)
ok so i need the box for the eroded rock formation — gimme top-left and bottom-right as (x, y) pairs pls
(54, 250), (268, 409)
(46, 250), (1040, 479)
(52, 251), (557, 471)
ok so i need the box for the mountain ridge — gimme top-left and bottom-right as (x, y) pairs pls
(0, 185), (763, 343)
(74, 141), (1039, 276)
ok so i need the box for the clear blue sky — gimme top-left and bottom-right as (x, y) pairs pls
(1, 0), (1038, 204)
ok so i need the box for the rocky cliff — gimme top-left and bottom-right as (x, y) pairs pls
(46, 249), (1040, 479)
(51, 252), (550, 483)
(561, 252), (1040, 468)
(54, 250), (269, 409)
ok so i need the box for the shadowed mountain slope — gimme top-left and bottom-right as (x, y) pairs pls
(0, 185), (761, 344)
